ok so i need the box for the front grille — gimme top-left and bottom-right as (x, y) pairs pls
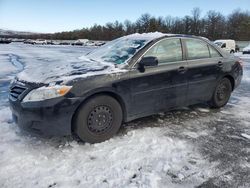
(9, 85), (27, 100)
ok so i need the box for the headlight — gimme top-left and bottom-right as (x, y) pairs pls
(22, 85), (72, 102)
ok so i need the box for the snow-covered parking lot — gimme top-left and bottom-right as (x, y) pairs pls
(0, 43), (249, 188)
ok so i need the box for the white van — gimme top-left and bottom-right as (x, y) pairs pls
(214, 40), (236, 53)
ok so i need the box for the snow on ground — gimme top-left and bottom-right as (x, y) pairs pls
(0, 43), (249, 188)
(235, 52), (250, 60)
(0, 120), (213, 187)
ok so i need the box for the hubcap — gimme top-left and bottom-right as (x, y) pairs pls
(216, 82), (229, 102)
(87, 105), (113, 134)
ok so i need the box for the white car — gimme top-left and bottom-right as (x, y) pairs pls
(34, 39), (47, 45)
(72, 39), (89, 46)
(214, 39), (236, 53)
(86, 41), (96, 46)
(243, 44), (250, 54)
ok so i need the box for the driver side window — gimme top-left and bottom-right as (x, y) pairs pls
(144, 38), (183, 64)
(221, 43), (226, 48)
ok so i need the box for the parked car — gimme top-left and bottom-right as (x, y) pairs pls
(9, 33), (243, 143)
(34, 39), (47, 45)
(95, 41), (106, 46)
(0, 38), (11, 44)
(59, 41), (71, 45)
(46, 40), (55, 45)
(243, 44), (250, 54)
(23, 39), (35, 45)
(11, 38), (25, 42)
(72, 39), (89, 46)
(214, 39), (236, 53)
(86, 41), (96, 46)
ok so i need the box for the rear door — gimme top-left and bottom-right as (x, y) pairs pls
(128, 38), (188, 117)
(183, 38), (223, 104)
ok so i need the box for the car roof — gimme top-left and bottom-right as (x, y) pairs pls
(124, 32), (204, 39)
(214, 39), (235, 43)
(123, 32), (209, 42)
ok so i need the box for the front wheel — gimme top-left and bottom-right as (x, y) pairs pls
(74, 95), (123, 143)
(209, 78), (232, 108)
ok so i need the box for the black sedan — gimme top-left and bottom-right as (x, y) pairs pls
(9, 33), (243, 143)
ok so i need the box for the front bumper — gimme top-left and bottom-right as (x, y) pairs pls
(9, 96), (81, 136)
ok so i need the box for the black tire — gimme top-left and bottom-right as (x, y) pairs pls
(74, 95), (123, 143)
(209, 78), (232, 108)
(230, 50), (235, 54)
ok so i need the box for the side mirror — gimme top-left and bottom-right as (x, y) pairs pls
(138, 56), (158, 72)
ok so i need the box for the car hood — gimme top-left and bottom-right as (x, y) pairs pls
(17, 57), (126, 84)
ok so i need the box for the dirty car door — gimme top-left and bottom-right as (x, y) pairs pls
(128, 38), (188, 118)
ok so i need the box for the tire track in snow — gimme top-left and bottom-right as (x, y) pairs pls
(8, 53), (25, 72)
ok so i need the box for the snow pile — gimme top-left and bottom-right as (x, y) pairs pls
(118, 32), (168, 40)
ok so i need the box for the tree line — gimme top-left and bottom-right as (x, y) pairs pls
(8, 8), (250, 41)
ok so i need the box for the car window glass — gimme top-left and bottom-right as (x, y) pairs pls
(87, 38), (149, 64)
(186, 39), (210, 60)
(209, 45), (221, 58)
(144, 38), (183, 64)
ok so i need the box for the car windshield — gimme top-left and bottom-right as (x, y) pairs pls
(214, 42), (223, 46)
(86, 37), (149, 64)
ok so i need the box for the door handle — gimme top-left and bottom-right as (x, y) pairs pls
(178, 66), (187, 73)
(217, 61), (223, 67)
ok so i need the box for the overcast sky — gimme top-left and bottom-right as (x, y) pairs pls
(0, 0), (249, 33)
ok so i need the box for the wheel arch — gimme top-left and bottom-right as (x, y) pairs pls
(223, 74), (235, 91)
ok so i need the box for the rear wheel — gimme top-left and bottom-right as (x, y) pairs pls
(209, 78), (232, 108)
(74, 95), (122, 143)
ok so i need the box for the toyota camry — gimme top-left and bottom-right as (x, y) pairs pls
(9, 33), (243, 143)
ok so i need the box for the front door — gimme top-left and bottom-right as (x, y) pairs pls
(128, 38), (188, 118)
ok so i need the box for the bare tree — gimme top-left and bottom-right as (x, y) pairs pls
(191, 7), (201, 35)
